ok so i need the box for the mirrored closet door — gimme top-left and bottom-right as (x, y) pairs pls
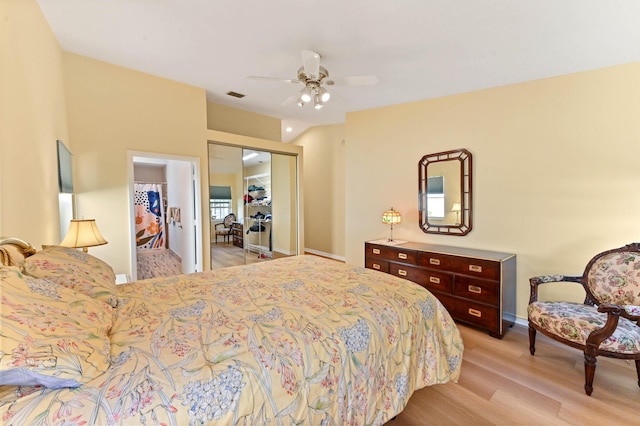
(208, 142), (298, 269)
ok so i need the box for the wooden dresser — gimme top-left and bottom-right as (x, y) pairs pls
(365, 241), (516, 338)
(231, 222), (243, 248)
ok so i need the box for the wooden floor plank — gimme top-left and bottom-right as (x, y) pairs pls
(391, 323), (638, 425)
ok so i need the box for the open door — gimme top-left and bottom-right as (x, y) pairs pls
(129, 152), (202, 281)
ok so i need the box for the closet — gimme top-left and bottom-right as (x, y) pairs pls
(208, 142), (299, 268)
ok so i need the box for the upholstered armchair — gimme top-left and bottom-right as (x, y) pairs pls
(213, 213), (237, 243)
(528, 243), (640, 395)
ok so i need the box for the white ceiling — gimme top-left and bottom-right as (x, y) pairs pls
(37, 0), (640, 142)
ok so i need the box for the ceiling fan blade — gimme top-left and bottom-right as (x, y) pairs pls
(325, 87), (349, 105)
(301, 50), (321, 80)
(333, 75), (379, 86)
(280, 94), (298, 106)
(248, 75), (301, 84)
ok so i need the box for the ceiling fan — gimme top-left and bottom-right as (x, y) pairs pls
(249, 50), (378, 110)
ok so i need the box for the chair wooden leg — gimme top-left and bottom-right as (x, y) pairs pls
(635, 360), (640, 388)
(584, 353), (597, 396)
(528, 325), (536, 355)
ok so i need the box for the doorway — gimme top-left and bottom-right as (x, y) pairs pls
(128, 152), (202, 281)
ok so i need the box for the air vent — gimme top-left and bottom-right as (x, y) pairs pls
(227, 91), (245, 99)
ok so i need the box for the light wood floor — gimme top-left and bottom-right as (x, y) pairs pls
(210, 241), (291, 269)
(393, 323), (638, 425)
(210, 241), (245, 269)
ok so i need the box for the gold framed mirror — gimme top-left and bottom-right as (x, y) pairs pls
(418, 148), (472, 235)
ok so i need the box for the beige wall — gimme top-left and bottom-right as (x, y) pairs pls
(0, 0), (69, 246)
(292, 124), (346, 259)
(345, 62), (640, 321)
(63, 53), (208, 274)
(207, 102), (281, 142)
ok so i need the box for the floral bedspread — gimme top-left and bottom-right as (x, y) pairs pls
(1, 255), (463, 425)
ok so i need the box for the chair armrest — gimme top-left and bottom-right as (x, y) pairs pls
(585, 304), (640, 354)
(598, 303), (640, 322)
(528, 274), (582, 304)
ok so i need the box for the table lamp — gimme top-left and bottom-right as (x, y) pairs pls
(60, 219), (108, 253)
(382, 207), (402, 241)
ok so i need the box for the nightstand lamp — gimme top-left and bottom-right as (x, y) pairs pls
(60, 219), (108, 253)
(382, 207), (402, 242)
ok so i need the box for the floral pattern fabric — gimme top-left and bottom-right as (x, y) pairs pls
(0, 255), (463, 426)
(22, 245), (118, 308)
(587, 251), (640, 306)
(528, 301), (640, 354)
(0, 266), (113, 389)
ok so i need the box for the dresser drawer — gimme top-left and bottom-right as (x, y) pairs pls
(390, 263), (453, 293)
(417, 252), (458, 271)
(365, 241), (515, 339)
(440, 294), (499, 332)
(366, 243), (417, 264)
(365, 257), (389, 273)
(418, 252), (499, 280)
(453, 276), (499, 306)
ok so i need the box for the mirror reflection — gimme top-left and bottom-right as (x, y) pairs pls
(419, 148), (472, 235)
(208, 143), (298, 268)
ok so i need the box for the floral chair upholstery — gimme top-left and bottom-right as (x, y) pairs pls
(528, 243), (640, 395)
(213, 213), (236, 243)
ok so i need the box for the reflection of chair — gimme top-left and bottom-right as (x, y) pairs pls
(213, 213), (236, 243)
(528, 243), (640, 395)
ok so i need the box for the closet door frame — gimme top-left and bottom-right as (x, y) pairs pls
(207, 132), (303, 268)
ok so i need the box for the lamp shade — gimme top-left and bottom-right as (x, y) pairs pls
(60, 219), (107, 252)
(382, 208), (402, 225)
(451, 203), (461, 212)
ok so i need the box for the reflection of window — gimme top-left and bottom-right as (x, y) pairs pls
(57, 140), (74, 237)
(210, 186), (232, 220)
(427, 176), (444, 219)
(210, 199), (231, 219)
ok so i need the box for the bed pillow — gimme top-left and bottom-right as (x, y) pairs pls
(0, 266), (113, 388)
(22, 245), (118, 308)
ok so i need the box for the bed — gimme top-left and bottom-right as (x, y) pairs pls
(0, 239), (463, 425)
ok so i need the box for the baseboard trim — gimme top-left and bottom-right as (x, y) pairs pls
(515, 317), (528, 327)
(303, 248), (346, 262)
(274, 249), (296, 256)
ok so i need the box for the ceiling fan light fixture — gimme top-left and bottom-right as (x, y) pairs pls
(313, 93), (324, 109)
(300, 86), (312, 103)
(318, 87), (331, 103)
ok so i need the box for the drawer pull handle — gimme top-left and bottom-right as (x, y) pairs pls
(398, 253), (408, 260)
(469, 264), (483, 273)
(373, 248), (381, 255)
(398, 269), (407, 276)
(429, 258), (440, 265)
(373, 263), (380, 270)
(468, 285), (482, 294)
(468, 308), (482, 318)
(429, 276), (440, 284)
